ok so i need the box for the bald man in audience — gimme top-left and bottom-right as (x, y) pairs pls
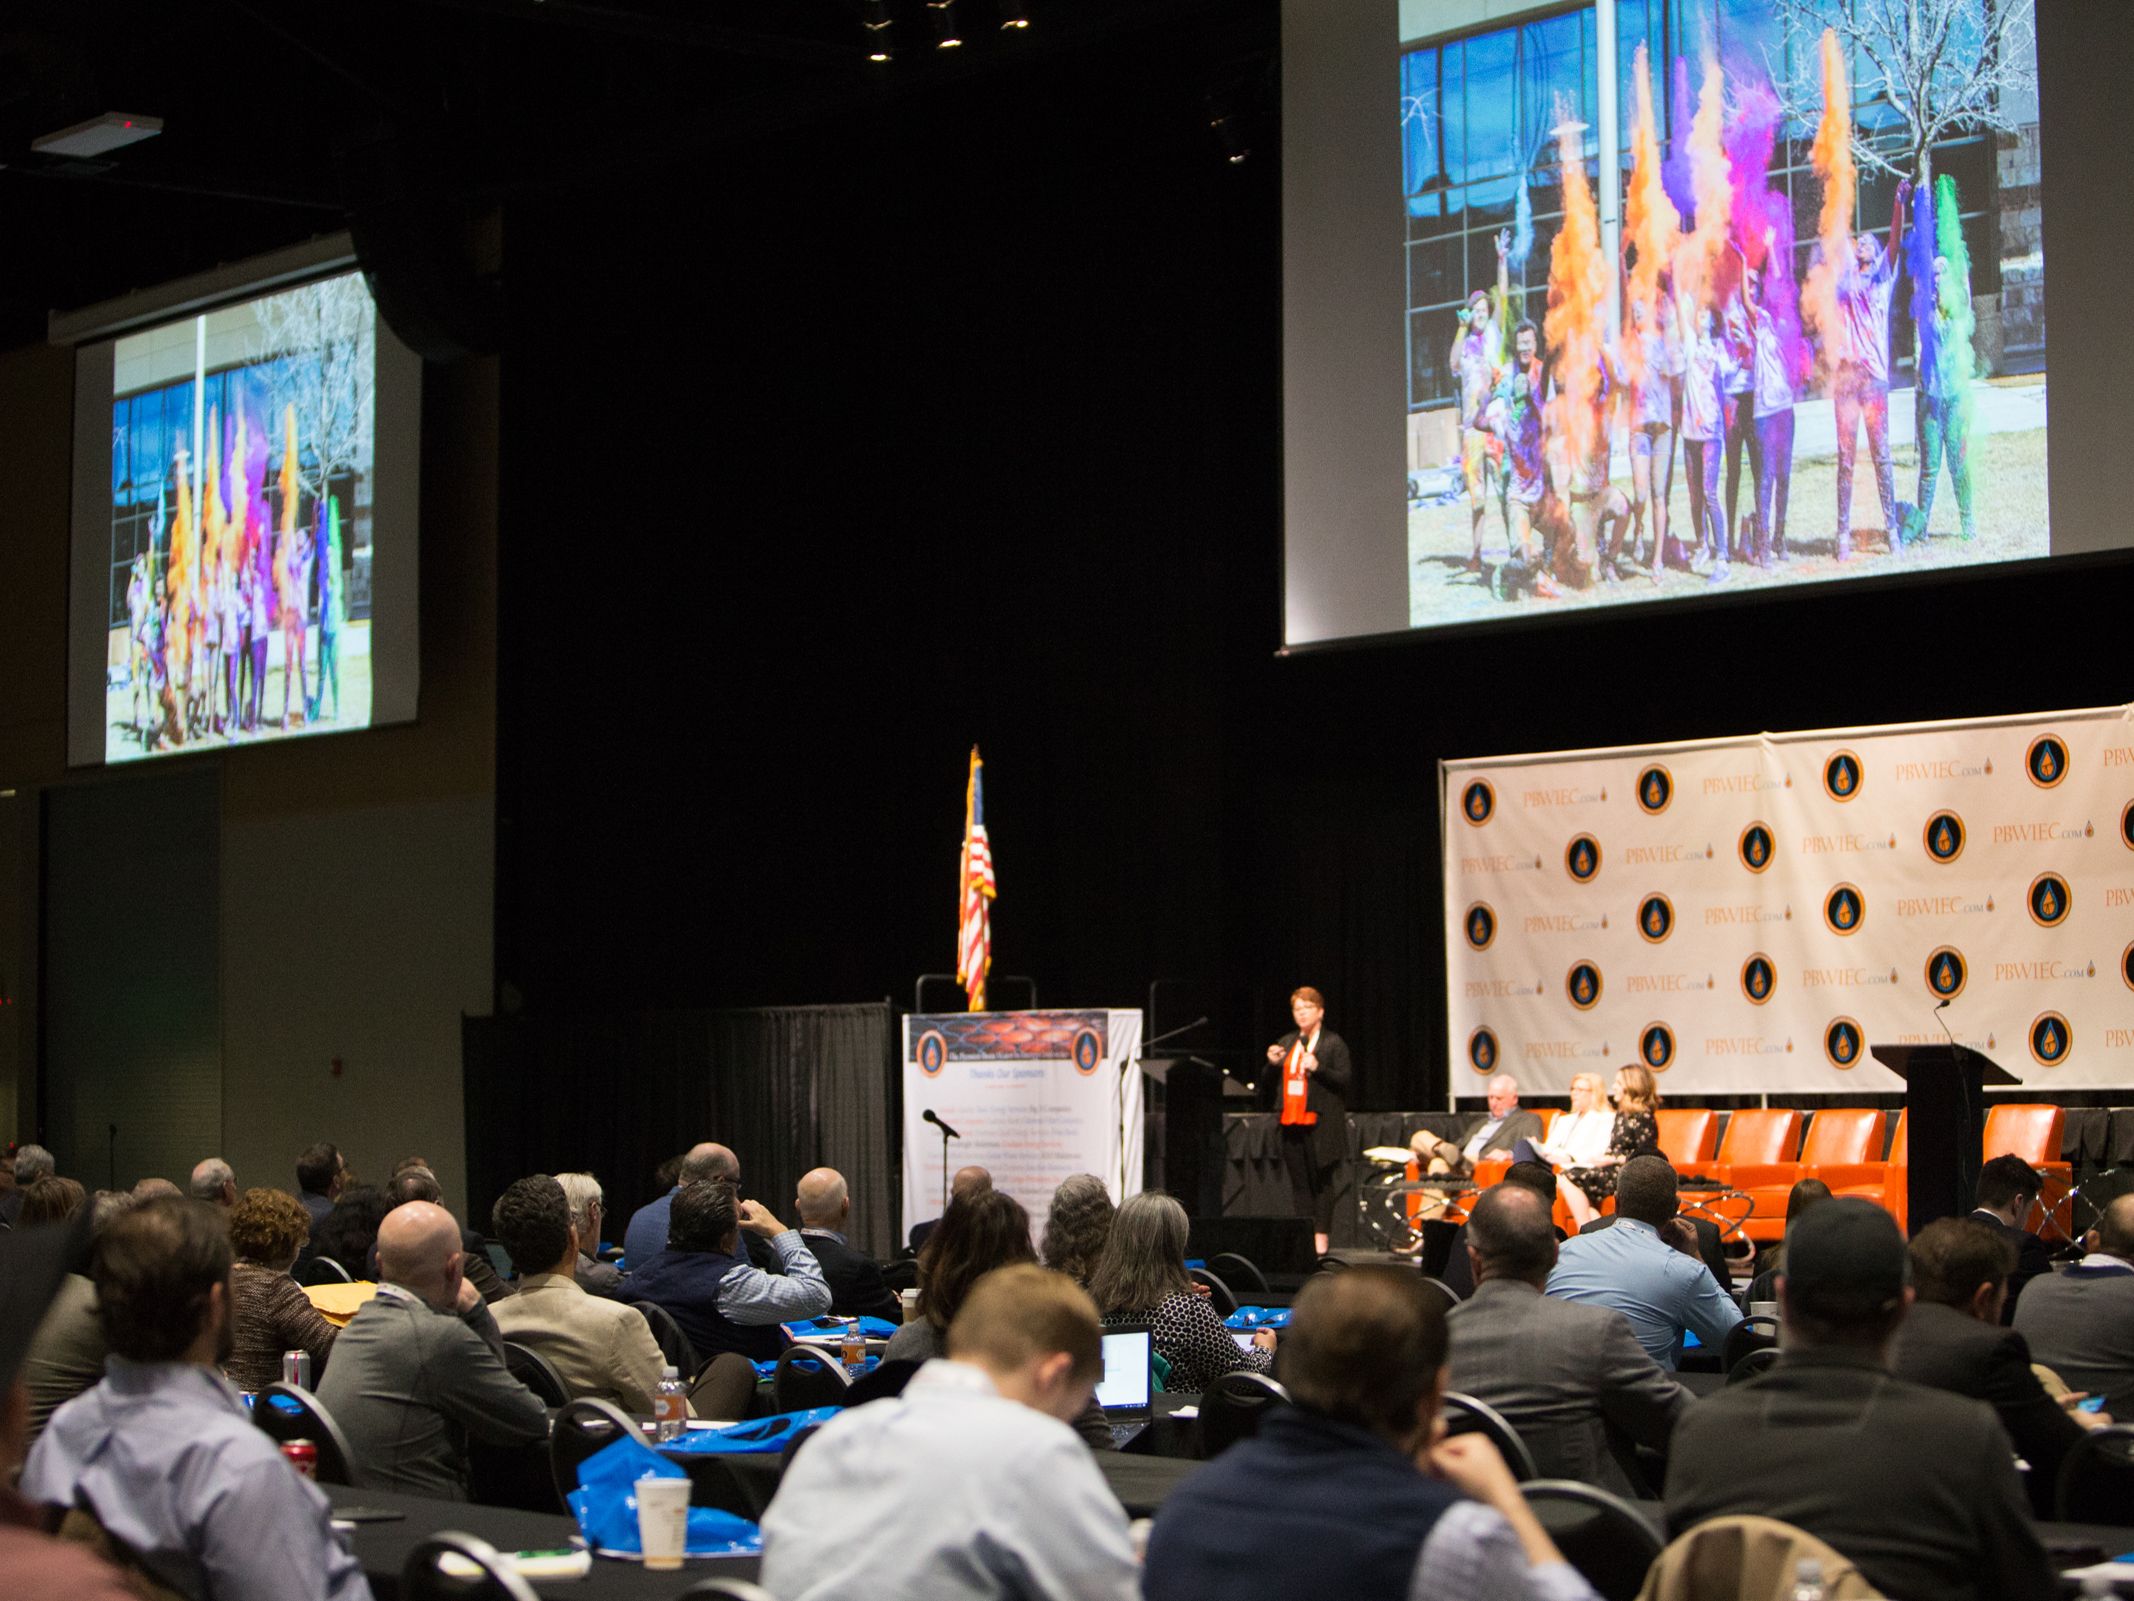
(132, 1177), (182, 1201)
(624, 1141), (741, 1266)
(188, 1160), (237, 1208)
(1447, 1184), (1688, 1495)
(23, 1198), (371, 1601)
(910, 1164), (992, 1254)
(315, 1200), (548, 1500)
(761, 1264), (1137, 1601)
(794, 1167), (902, 1324)
(2014, 1191), (2134, 1423)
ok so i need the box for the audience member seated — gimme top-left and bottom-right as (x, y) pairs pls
(1089, 1191), (1275, 1393)
(1893, 1216), (2102, 1517)
(310, 1184), (391, 1282)
(1545, 1154), (1739, 1370)
(885, 1190), (1037, 1365)
(1664, 1198), (2053, 1601)
(23, 1176), (87, 1227)
(1439, 1160), (1557, 1300)
(21, 1190), (132, 1446)
(4, 1144), (56, 1228)
(491, 1175), (668, 1413)
(22, 1197), (372, 1601)
(793, 1167), (902, 1323)
(909, 1163), (993, 1254)
(315, 1200), (548, 1500)
(132, 1177), (183, 1201)
(1559, 1065), (1662, 1229)
(1040, 1173), (1116, 1288)
(384, 1164), (512, 1302)
(1409, 1074), (1546, 1178)
(0, 1214), (168, 1601)
(188, 1159), (237, 1209)
(294, 1142), (347, 1235)
(2013, 1191), (2134, 1423)
(622, 1180), (832, 1362)
(1747, 1178), (1832, 1304)
(1447, 1184), (1688, 1495)
(760, 1264), (1137, 1601)
(623, 1142), (738, 1266)
(1969, 1154), (2054, 1323)
(555, 1171), (623, 1296)
(223, 1188), (340, 1394)
(1143, 1264), (1598, 1601)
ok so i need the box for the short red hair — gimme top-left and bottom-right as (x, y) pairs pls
(1290, 987), (1325, 1009)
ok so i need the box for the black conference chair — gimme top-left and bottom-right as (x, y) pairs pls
(678, 1581), (780, 1601)
(1199, 1371), (1290, 1459)
(253, 1382), (363, 1487)
(633, 1300), (701, 1379)
(1207, 1252), (1270, 1294)
(1440, 1391), (1538, 1482)
(549, 1396), (640, 1506)
(1726, 1346), (1781, 1385)
(1187, 1266), (1238, 1316)
(842, 1357), (922, 1408)
(1520, 1480), (1665, 1601)
(771, 1345), (850, 1413)
(2056, 1424), (2134, 1524)
(1316, 1254), (1350, 1273)
(1420, 1275), (1463, 1309)
(501, 1341), (570, 1406)
(880, 1257), (920, 1292)
(1719, 1314), (1779, 1373)
(296, 1254), (352, 1287)
(400, 1533), (540, 1601)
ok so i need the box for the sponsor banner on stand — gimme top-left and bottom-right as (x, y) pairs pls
(1443, 706), (2134, 1094)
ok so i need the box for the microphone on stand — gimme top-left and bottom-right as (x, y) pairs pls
(1933, 997), (1959, 1052)
(922, 1108), (962, 1140)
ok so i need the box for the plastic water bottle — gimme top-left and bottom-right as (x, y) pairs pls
(840, 1318), (867, 1376)
(1789, 1558), (1826, 1601)
(653, 1365), (686, 1441)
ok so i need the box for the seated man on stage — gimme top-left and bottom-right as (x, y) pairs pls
(1410, 1075), (1545, 1178)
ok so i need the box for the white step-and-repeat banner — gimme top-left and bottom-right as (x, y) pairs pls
(1443, 705), (2134, 1096)
(902, 1009), (1143, 1243)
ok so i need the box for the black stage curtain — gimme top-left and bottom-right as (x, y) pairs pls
(463, 1004), (898, 1260)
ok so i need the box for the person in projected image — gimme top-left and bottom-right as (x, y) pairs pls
(245, 545), (272, 734)
(199, 548), (224, 738)
(1452, 229), (1513, 574)
(217, 553), (241, 737)
(308, 499), (342, 723)
(1625, 284), (1682, 579)
(126, 552), (152, 732)
(1487, 319), (1559, 601)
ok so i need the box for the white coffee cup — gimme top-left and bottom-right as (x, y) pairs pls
(900, 1287), (920, 1317)
(1749, 1301), (1779, 1321)
(635, 1474), (691, 1571)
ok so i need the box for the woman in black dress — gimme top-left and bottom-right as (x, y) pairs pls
(1562, 1063), (1661, 1227)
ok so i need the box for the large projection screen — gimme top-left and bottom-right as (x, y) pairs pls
(65, 245), (421, 765)
(1285, 0), (2072, 647)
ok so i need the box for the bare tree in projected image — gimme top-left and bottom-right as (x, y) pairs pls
(247, 274), (377, 504)
(1767, 0), (2037, 191)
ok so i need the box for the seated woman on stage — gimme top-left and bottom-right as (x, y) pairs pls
(1561, 1064), (1662, 1229)
(883, 1190), (1036, 1364)
(1089, 1192), (1275, 1394)
(1516, 1071), (1614, 1170)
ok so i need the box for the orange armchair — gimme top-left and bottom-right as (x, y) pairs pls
(1655, 1109), (1719, 1170)
(1983, 1103), (2070, 1237)
(1737, 1109), (1885, 1244)
(1833, 1111), (1908, 1234)
(1712, 1109), (1804, 1191)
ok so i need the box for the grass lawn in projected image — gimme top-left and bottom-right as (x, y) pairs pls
(1408, 381), (2047, 625)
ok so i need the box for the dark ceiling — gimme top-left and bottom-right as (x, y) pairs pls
(0, 0), (1270, 351)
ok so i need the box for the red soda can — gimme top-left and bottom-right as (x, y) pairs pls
(280, 1439), (318, 1479)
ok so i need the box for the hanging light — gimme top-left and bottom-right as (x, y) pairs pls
(928, 0), (963, 49)
(999, 1), (1030, 28)
(863, 0), (893, 61)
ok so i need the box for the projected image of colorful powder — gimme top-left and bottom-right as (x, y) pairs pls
(103, 273), (378, 760)
(1398, 2), (2045, 625)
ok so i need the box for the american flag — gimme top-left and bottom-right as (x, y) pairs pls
(956, 746), (995, 1011)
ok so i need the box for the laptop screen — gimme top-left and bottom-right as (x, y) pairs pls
(1096, 1325), (1152, 1411)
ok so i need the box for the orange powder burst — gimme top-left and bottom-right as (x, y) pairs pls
(1678, 61), (1732, 311)
(1801, 28), (1855, 369)
(1622, 44), (1681, 382)
(1544, 111), (1610, 481)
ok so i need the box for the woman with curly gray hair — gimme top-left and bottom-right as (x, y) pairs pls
(1041, 1174), (1116, 1287)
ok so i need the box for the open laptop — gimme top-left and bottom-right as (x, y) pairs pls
(1096, 1323), (1155, 1450)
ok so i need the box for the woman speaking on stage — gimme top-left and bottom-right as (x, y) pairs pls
(1264, 986), (1351, 1255)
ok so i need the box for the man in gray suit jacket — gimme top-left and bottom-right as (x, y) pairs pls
(2014, 1192), (2134, 1421)
(1446, 1183), (1689, 1495)
(1412, 1076), (1546, 1176)
(316, 1200), (549, 1500)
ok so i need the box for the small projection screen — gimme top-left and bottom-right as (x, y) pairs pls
(65, 245), (421, 764)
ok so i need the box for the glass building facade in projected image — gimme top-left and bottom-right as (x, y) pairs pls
(1400, 0), (2043, 418)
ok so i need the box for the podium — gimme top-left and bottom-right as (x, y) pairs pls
(1870, 1044), (2020, 1235)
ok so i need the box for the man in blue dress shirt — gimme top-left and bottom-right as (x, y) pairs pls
(1545, 1155), (1741, 1370)
(23, 1196), (371, 1601)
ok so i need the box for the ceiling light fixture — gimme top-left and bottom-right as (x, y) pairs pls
(928, 0), (963, 49)
(864, 0), (893, 61)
